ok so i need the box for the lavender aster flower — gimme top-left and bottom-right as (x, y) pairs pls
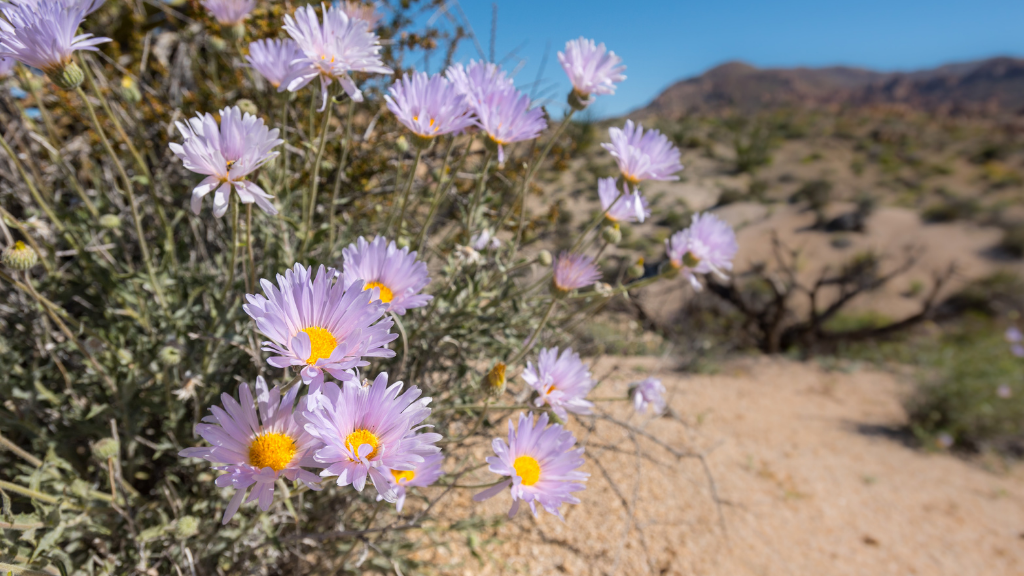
(341, 236), (432, 315)
(558, 37), (625, 109)
(339, 0), (381, 29)
(445, 60), (513, 113)
(552, 252), (601, 293)
(302, 372), (442, 502)
(0, 56), (15, 77)
(630, 377), (666, 416)
(179, 377), (322, 524)
(665, 212), (738, 291)
(282, 2), (393, 109)
(243, 264), (398, 390)
(376, 452), (444, 512)
(169, 106), (283, 217)
(246, 39), (303, 89)
(473, 412), (588, 520)
(601, 120), (683, 184)
(200, 0), (254, 26)
(598, 177), (649, 224)
(385, 71), (474, 142)
(522, 347), (594, 420)
(0, 1), (109, 89)
(474, 84), (547, 163)
(3, 0), (105, 16)
(470, 229), (500, 251)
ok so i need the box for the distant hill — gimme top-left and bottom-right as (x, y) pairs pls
(633, 57), (1024, 118)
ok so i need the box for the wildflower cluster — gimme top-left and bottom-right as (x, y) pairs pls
(0, 1), (739, 573)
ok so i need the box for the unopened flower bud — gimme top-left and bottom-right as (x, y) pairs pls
(595, 282), (613, 297)
(235, 98), (258, 115)
(207, 36), (228, 52)
(395, 135), (409, 154)
(98, 214), (121, 230)
(628, 258), (645, 279)
(174, 516), (200, 540)
(483, 362), (506, 397)
(537, 249), (552, 267)
(92, 437), (119, 460)
(3, 241), (38, 271)
(46, 61), (84, 90)
(116, 348), (133, 365)
(120, 76), (141, 104)
(601, 223), (622, 245)
(158, 346), (182, 367)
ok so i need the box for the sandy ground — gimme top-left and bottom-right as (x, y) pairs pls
(420, 356), (1024, 575)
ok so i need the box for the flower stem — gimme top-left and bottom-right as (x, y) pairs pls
(390, 311), (408, 381)
(504, 109), (575, 252)
(414, 135), (465, 253)
(76, 85), (168, 312)
(246, 203), (256, 293)
(466, 149), (495, 235)
(0, 131), (65, 233)
(327, 98), (355, 254)
(510, 298), (558, 365)
(301, 88), (337, 255)
(82, 61), (152, 180)
(220, 195), (240, 302)
(390, 147), (423, 238)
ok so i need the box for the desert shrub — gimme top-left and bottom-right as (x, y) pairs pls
(907, 328), (1024, 452)
(921, 193), (979, 223)
(998, 224), (1024, 258)
(789, 179), (832, 211)
(0, 2), (736, 574)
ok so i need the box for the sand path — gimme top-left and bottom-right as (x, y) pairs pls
(427, 356), (1024, 575)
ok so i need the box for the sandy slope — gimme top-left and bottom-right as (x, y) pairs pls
(423, 356), (1024, 575)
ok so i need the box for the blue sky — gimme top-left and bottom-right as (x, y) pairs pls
(412, 0), (1024, 118)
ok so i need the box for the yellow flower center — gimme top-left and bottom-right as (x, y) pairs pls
(391, 469), (416, 483)
(248, 432), (297, 472)
(513, 455), (541, 486)
(14, 241), (26, 250)
(363, 281), (394, 303)
(345, 429), (381, 460)
(300, 326), (337, 365)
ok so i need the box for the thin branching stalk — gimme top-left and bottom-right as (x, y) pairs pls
(220, 195), (240, 302)
(466, 149), (495, 235)
(75, 85), (168, 311)
(301, 88), (338, 254)
(391, 147), (423, 237)
(327, 99), (355, 254)
(246, 203), (256, 293)
(509, 297), (558, 365)
(416, 135), (472, 253)
(0, 131), (65, 234)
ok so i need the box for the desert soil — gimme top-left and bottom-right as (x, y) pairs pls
(420, 355), (1024, 575)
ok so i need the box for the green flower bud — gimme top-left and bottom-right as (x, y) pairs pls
(46, 61), (84, 91)
(601, 223), (622, 245)
(120, 76), (142, 104)
(116, 348), (133, 365)
(207, 36), (228, 52)
(158, 346), (182, 367)
(98, 214), (122, 230)
(627, 257), (645, 280)
(395, 135), (409, 154)
(92, 437), (119, 460)
(174, 516), (200, 540)
(3, 241), (39, 271)
(537, 249), (552, 267)
(235, 98), (258, 115)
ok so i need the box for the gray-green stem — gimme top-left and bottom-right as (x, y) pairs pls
(220, 195), (240, 302)
(415, 135), (472, 254)
(327, 98), (355, 254)
(509, 297), (558, 365)
(391, 147), (423, 238)
(466, 149), (496, 235)
(76, 85), (168, 312)
(301, 88), (337, 255)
